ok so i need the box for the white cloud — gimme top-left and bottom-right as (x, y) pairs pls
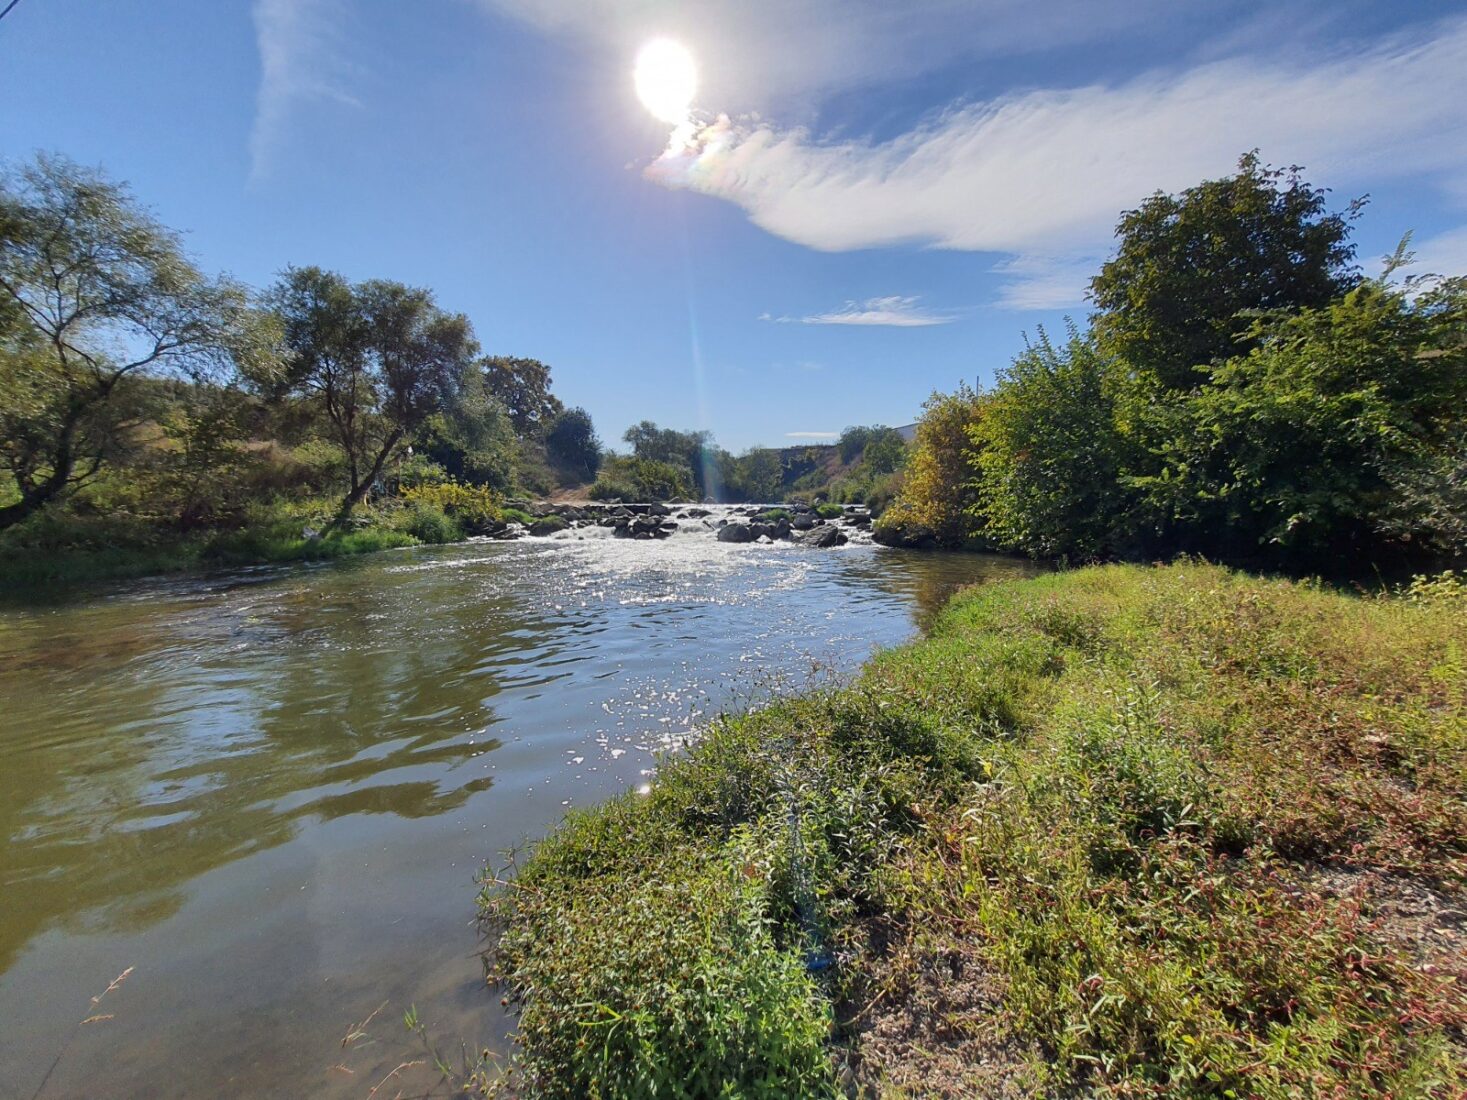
(645, 17), (1467, 307)
(1407, 226), (1467, 281)
(475, 0), (1185, 117)
(250, 0), (360, 181)
(988, 255), (1101, 311)
(766, 295), (956, 327)
(785, 431), (838, 439)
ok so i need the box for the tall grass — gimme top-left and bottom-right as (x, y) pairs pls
(482, 562), (1467, 1097)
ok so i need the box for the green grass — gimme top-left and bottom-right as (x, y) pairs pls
(501, 507), (536, 527)
(815, 503), (845, 520)
(481, 562), (1467, 1098)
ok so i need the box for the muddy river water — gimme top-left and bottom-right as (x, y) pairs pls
(0, 516), (1039, 1097)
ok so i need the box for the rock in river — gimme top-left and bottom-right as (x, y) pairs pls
(717, 522), (755, 543)
(801, 525), (848, 548)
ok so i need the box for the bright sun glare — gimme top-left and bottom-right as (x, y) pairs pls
(634, 39), (697, 124)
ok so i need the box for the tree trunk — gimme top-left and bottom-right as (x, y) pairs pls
(0, 419), (79, 533)
(326, 430), (402, 534)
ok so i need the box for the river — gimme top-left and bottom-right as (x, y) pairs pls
(0, 514), (1039, 1098)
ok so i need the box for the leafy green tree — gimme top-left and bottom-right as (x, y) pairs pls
(973, 328), (1141, 559)
(545, 406), (602, 482)
(1180, 277), (1467, 562)
(1091, 152), (1362, 389)
(267, 267), (477, 528)
(731, 447), (782, 502)
(416, 366), (517, 490)
(622, 421), (715, 495)
(837, 426), (873, 465)
(483, 356), (563, 437)
(589, 455), (694, 501)
(861, 427), (907, 475)
(0, 154), (270, 529)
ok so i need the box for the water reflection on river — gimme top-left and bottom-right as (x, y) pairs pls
(0, 527), (1039, 1097)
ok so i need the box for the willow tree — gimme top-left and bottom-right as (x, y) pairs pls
(0, 154), (268, 530)
(267, 267), (477, 529)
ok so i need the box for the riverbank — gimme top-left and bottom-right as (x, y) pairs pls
(481, 561), (1467, 1098)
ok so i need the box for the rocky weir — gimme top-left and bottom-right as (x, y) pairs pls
(464, 501), (874, 548)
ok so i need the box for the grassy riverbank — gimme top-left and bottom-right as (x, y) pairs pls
(0, 500), (435, 588)
(481, 562), (1466, 1098)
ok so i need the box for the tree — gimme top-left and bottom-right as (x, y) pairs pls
(861, 427), (907, 475)
(545, 406), (602, 482)
(622, 421), (715, 495)
(417, 367), (517, 490)
(972, 329), (1141, 559)
(1180, 277), (1467, 563)
(268, 267), (476, 528)
(588, 455), (694, 502)
(483, 356), (563, 437)
(730, 447), (782, 502)
(1090, 152), (1362, 389)
(837, 426), (873, 465)
(0, 154), (269, 529)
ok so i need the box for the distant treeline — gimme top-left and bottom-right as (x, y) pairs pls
(587, 421), (908, 506)
(878, 154), (1467, 574)
(0, 153), (909, 582)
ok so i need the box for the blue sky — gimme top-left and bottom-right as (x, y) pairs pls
(3, 1), (1466, 452)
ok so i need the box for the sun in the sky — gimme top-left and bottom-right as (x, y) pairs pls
(634, 38), (697, 124)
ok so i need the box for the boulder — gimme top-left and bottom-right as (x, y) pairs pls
(802, 525), (848, 549)
(630, 515), (663, 537)
(529, 516), (568, 537)
(872, 521), (936, 549)
(791, 513), (817, 531)
(717, 522), (755, 543)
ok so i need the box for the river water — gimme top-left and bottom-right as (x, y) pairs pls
(0, 515), (1039, 1098)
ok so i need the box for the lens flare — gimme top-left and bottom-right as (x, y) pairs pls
(634, 39), (697, 124)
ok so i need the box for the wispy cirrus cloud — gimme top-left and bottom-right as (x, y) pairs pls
(250, 0), (360, 182)
(647, 17), (1467, 309)
(1407, 226), (1467, 282)
(762, 295), (957, 327)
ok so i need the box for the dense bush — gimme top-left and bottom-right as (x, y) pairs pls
(874, 384), (986, 547)
(402, 480), (503, 528)
(589, 455), (695, 501)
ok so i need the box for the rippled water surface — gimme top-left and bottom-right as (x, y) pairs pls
(0, 522), (1040, 1097)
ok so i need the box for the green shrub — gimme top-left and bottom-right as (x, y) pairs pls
(490, 849), (836, 1099)
(590, 456), (695, 502)
(403, 481), (502, 527)
(814, 503), (844, 520)
(501, 507), (535, 527)
(395, 500), (463, 544)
